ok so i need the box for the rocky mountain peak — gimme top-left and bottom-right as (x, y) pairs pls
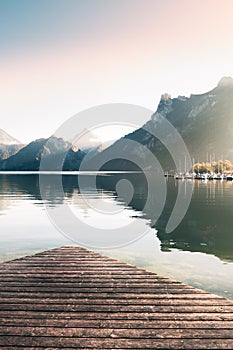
(161, 93), (172, 101)
(155, 92), (173, 117)
(217, 76), (233, 88)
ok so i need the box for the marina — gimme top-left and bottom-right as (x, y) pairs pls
(165, 158), (233, 180)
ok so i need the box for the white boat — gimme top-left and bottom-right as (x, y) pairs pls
(184, 172), (195, 179)
(201, 173), (208, 180)
(175, 173), (184, 180)
(216, 174), (223, 180)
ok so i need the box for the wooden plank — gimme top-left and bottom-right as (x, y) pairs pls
(0, 292), (213, 299)
(1, 245), (233, 349)
(1, 336), (233, 348)
(1, 303), (233, 313)
(0, 297), (230, 306)
(0, 281), (185, 287)
(0, 286), (203, 293)
(2, 318), (233, 329)
(2, 310), (233, 321)
(2, 326), (233, 338)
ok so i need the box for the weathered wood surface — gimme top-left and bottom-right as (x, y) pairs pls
(1, 246), (233, 349)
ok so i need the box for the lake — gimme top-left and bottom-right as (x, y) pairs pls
(0, 172), (233, 300)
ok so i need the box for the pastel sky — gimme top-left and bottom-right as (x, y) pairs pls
(1, 0), (233, 143)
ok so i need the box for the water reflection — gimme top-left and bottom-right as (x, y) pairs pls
(0, 173), (233, 262)
(156, 179), (233, 262)
(98, 174), (233, 262)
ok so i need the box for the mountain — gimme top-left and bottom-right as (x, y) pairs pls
(2, 76), (233, 171)
(71, 128), (117, 156)
(0, 128), (24, 160)
(71, 129), (102, 152)
(0, 128), (21, 145)
(88, 76), (233, 171)
(0, 136), (85, 171)
(0, 144), (24, 160)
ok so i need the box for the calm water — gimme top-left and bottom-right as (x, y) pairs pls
(1, 173), (233, 299)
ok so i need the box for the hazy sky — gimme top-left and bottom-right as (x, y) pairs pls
(1, 0), (233, 143)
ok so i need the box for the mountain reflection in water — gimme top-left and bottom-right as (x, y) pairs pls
(1, 173), (233, 299)
(98, 174), (233, 262)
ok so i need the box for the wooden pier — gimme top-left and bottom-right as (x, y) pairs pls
(1, 246), (233, 349)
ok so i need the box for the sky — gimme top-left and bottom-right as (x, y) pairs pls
(1, 0), (233, 144)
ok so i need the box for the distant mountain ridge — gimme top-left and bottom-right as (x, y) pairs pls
(0, 128), (24, 161)
(89, 76), (233, 171)
(0, 136), (85, 171)
(1, 77), (233, 171)
(0, 144), (24, 161)
(0, 128), (21, 145)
